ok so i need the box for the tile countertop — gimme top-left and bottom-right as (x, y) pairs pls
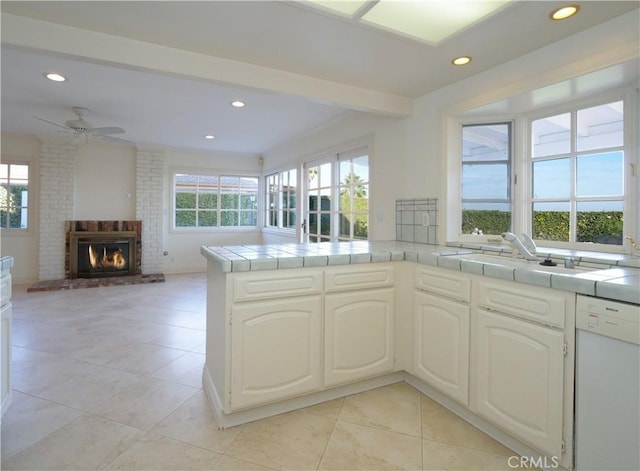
(0, 256), (14, 276)
(200, 241), (640, 305)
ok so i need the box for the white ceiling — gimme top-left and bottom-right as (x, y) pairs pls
(1, 1), (638, 154)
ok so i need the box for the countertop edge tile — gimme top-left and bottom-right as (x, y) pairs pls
(201, 242), (640, 303)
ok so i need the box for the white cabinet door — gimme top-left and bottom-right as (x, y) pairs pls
(414, 291), (469, 405)
(1, 302), (11, 416)
(473, 308), (565, 457)
(230, 296), (322, 410)
(324, 288), (394, 387)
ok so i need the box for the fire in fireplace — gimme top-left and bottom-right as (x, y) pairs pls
(69, 231), (137, 278)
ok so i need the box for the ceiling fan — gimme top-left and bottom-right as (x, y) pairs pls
(35, 107), (130, 144)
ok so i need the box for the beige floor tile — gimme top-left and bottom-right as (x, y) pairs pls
(148, 326), (207, 351)
(104, 432), (220, 470)
(421, 396), (513, 456)
(225, 408), (335, 470)
(13, 355), (144, 410)
(0, 414), (144, 471)
(422, 439), (515, 471)
(152, 390), (243, 454)
(0, 393), (83, 460)
(319, 420), (422, 470)
(65, 335), (186, 374)
(115, 304), (204, 328)
(304, 397), (344, 419)
(74, 316), (174, 343)
(213, 455), (277, 470)
(339, 382), (422, 437)
(151, 351), (205, 387)
(90, 377), (199, 430)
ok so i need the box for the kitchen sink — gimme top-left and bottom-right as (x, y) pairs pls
(446, 253), (599, 275)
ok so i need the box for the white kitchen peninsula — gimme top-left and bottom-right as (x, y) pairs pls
(201, 241), (640, 471)
(1, 256), (14, 417)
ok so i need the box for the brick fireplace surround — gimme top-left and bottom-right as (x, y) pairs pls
(28, 219), (164, 292)
(28, 139), (166, 292)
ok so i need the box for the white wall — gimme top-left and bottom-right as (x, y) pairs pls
(262, 11), (639, 246)
(3, 11), (637, 282)
(263, 112), (407, 242)
(161, 147), (263, 274)
(0, 134), (40, 283)
(0, 136), (263, 282)
(74, 143), (137, 220)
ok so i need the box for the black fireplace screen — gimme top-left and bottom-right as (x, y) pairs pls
(77, 239), (131, 276)
(69, 230), (137, 278)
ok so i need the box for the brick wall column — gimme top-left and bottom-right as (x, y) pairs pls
(38, 137), (77, 281)
(135, 148), (164, 274)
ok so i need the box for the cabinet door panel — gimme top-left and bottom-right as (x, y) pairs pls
(414, 291), (469, 404)
(415, 267), (471, 302)
(473, 308), (564, 457)
(230, 296), (322, 410)
(325, 288), (394, 386)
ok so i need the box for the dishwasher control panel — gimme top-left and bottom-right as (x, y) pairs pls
(576, 295), (640, 345)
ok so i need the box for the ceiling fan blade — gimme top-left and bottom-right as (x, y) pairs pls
(34, 116), (70, 130)
(101, 135), (132, 145)
(91, 126), (125, 135)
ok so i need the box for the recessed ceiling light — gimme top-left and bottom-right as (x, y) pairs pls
(550, 4), (579, 20)
(452, 56), (472, 66)
(231, 100), (245, 108)
(44, 72), (66, 82)
(204, 135), (215, 140)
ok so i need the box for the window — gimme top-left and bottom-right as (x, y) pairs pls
(265, 168), (297, 230)
(174, 173), (258, 229)
(461, 123), (512, 235)
(305, 148), (369, 242)
(0, 163), (29, 229)
(530, 100), (624, 245)
(339, 155), (369, 240)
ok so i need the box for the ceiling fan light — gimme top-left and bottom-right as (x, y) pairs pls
(550, 5), (579, 20)
(44, 72), (66, 82)
(452, 56), (472, 66)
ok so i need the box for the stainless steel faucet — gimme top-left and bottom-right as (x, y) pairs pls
(501, 232), (539, 261)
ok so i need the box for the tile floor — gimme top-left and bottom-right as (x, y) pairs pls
(2, 273), (517, 470)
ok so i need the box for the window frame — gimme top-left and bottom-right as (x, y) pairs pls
(264, 167), (298, 233)
(171, 170), (260, 232)
(302, 146), (370, 243)
(523, 92), (634, 252)
(0, 161), (31, 231)
(460, 121), (514, 237)
(449, 87), (637, 253)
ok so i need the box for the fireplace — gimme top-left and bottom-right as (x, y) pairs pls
(65, 220), (142, 279)
(70, 231), (137, 278)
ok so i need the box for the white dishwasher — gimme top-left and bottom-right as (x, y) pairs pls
(575, 295), (640, 471)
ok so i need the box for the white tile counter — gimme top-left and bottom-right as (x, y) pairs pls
(201, 241), (640, 304)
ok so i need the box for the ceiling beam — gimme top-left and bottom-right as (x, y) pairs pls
(1, 13), (412, 118)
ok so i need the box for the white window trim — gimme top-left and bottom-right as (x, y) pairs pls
(301, 144), (370, 243)
(447, 87), (638, 254)
(263, 167), (298, 235)
(0, 159), (32, 233)
(170, 168), (261, 233)
(522, 89), (636, 253)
